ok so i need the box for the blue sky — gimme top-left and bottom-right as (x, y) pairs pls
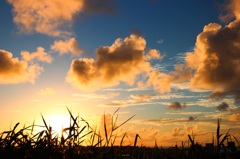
(1, 0), (240, 147)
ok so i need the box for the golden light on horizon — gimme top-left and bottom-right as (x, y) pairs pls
(35, 113), (71, 137)
(48, 115), (70, 136)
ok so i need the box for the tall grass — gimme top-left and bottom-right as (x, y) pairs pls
(0, 107), (141, 159)
(1, 108), (239, 159)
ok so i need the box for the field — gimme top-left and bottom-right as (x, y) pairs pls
(1, 108), (239, 159)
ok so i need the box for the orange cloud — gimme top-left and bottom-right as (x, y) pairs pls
(146, 71), (172, 93)
(51, 38), (84, 56)
(66, 34), (162, 90)
(143, 0), (240, 98)
(21, 47), (53, 63)
(0, 50), (43, 84)
(7, 0), (116, 37)
(160, 0), (240, 102)
(172, 127), (185, 137)
(144, 49), (162, 60)
(228, 113), (240, 121)
(146, 64), (192, 93)
(186, 20), (240, 100)
(219, 0), (240, 23)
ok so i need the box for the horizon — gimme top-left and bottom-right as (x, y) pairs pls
(1, 0), (240, 147)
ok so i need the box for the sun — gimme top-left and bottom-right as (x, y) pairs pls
(48, 114), (70, 136)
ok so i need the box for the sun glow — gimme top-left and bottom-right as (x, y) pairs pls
(44, 114), (71, 136)
(52, 115), (71, 135)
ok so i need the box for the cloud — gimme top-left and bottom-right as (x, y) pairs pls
(144, 49), (162, 60)
(216, 102), (229, 112)
(146, 72), (172, 93)
(155, 0), (240, 102)
(184, 125), (208, 136)
(146, 64), (192, 93)
(219, 0), (240, 23)
(130, 94), (155, 101)
(228, 113), (240, 121)
(100, 92), (197, 108)
(39, 87), (56, 96)
(188, 116), (195, 121)
(101, 101), (125, 107)
(21, 47), (53, 63)
(167, 101), (186, 110)
(0, 49), (43, 84)
(7, 0), (116, 37)
(187, 19), (240, 102)
(172, 127), (185, 137)
(51, 38), (84, 56)
(66, 34), (162, 90)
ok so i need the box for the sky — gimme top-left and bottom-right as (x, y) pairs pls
(1, 0), (240, 147)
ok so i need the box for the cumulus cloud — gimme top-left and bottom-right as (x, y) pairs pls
(21, 47), (53, 63)
(219, 0), (240, 23)
(186, 21), (240, 91)
(167, 101), (186, 110)
(0, 49), (44, 84)
(228, 113), (240, 121)
(156, 0), (240, 102)
(144, 49), (162, 60)
(51, 38), (84, 56)
(216, 102), (229, 111)
(146, 64), (192, 93)
(7, 0), (116, 37)
(66, 34), (162, 90)
(188, 19), (240, 101)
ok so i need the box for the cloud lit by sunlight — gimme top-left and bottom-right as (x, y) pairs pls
(228, 113), (240, 121)
(51, 38), (84, 56)
(0, 49), (43, 84)
(66, 34), (162, 90)
(155, 0), (240, 103)
(7, 0), (116, 37)
(21, 47), (53, 63)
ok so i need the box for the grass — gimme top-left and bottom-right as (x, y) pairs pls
(0, 107), (139, 159)
(0, 108), (239, 159)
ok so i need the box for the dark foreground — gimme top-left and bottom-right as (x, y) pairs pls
(1, 145), (240, 159)
(1, 110), (239, 159)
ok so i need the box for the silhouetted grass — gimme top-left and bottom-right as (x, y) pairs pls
(0, 108), (240, 159)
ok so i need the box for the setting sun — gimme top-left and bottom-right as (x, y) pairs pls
(47, 114), (70, 136)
